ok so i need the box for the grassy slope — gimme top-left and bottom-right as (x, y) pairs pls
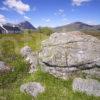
(0, 32), (100, 100)
(82, 30), (100, 39)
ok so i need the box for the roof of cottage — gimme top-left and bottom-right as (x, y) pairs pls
(3, 25), (21, 31)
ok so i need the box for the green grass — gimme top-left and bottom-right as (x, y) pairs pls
(0, 32), (48, 100)
(1, 70), (100, 100)
(82, 30), (100, 39)
(0, 32), (100, 100)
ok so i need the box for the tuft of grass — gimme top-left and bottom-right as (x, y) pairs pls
(0, 32), (48, 100)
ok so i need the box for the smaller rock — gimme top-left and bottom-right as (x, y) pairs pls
(20, 46), (32, 57)
(20, 46), (38, 73)
(20, 82), (45, 97)
(29, 63), (37, 73)
(72, 78), (100, 97)
(0, 61), (11, 74)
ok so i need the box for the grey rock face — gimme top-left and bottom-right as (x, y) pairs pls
(40, 63), (79, 80)
(72, 78), (100, 97)
(20, 46), (38, 73)
(39, 31), (100, 68)
(20, 82), (45, 97)
(38, 31), (100, 79)
(82, 68), (100, 79)
(0, 61), (11, 74)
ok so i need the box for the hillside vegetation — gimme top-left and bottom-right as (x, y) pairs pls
(0, 32), (100, 100)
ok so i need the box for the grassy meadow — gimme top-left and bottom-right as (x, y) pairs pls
(0, 32), (100, 100)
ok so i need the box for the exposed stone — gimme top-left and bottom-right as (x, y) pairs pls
(83, 68), (100, 79)
(39, 31), (100, 68)
(0, 61), (11, 74)
(20, 82), (45, 97)
(40, 63), (79, 80)
(20, 46), (32, 57)
(39, 31), (100, 79)
(20, 46), (38, 73)
(72, 78), (100, 97)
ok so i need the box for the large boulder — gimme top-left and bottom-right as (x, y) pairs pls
(72, 78), (100, 97)
(39, 31), (100, 68)
(20, 82), (45, 97)
(0, 61), (11, 74)
(82, 68), (100, 79)
(39, 31), (100, 79)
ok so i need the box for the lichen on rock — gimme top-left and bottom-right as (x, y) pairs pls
(20, 46), (38, 73)
(20, 82), (45, 97)
(72, 78), (100, 97)
(0, 61), (11, 74)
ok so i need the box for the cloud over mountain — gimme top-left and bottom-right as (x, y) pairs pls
(3, 0), (30, 14)
(0, 14), (6, 24)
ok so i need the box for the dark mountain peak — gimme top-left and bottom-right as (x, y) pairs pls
(72, 22), (84, 24)
(69, 22), (93, 27)
(21, 21), (31, 24)
(19, 21), (36, 30)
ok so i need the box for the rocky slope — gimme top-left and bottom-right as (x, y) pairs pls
(18, 21), (36, 30)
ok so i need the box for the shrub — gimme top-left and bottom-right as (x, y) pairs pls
(38, 27), (53, 36)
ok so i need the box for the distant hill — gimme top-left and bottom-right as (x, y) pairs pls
(54, 22), (100, 32)
(93, 25), (100, 30)
(18, 21), (36, 30)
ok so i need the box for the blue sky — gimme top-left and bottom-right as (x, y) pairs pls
(0, 0), (100, 27)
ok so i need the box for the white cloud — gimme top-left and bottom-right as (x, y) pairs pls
(54, 9), (67, 23)
(3, 0), (30, 14)
(72, 0), (91, 6)
(42, 18), (51, 22)
(0, 6), (8, 11)
(54, 9), (66, 17)
(24, 16), (31, 20)
(62, 18), (67, 21)
(0, 14), (6, 24)
(58, 9), (64, 14)
(85, 20), (97, 25)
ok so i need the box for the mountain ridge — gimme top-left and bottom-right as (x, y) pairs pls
(18, 21), (36, 30)
(54, 22), (100, 32)
(2, 21), (36, 30)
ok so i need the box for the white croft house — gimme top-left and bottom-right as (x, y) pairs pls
(0, 24), (21, 34)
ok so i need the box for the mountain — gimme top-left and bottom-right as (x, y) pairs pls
(18, 21), (36, 30)
(93, 25), (100, 30)
(54, 22), (100, 32)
